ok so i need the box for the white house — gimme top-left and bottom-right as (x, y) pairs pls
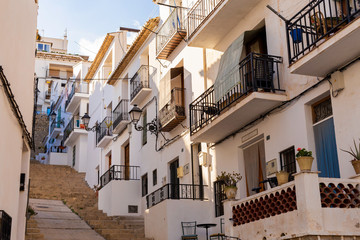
(0, 0), (38, 239)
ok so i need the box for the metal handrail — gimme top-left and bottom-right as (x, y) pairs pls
(156, 7), (186, 55)
(112, 99), (129, 129)
(146, 183), (207, 209)
(130, 65), (149, 101)
(190, 52), (283, 135)
(100, 165), (140, 188)
(96, 116), (113, 144)
(63, 116), (86, 142)
(286, 0), (360, 64)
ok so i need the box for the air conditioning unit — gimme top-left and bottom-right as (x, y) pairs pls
(177, 166), (184, 178)
(198, 152), (207, 167)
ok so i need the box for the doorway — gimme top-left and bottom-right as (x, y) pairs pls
(243, 140), (266, 196)
(312, 97), (340, 178)
(169, 159), (179, 199)
(124, 144), (130, 180)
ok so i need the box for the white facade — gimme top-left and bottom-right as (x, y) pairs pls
(0, 1), (38, 240)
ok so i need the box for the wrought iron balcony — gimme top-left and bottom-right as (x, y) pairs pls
(49, 145), (67, 153)
(50, 119), (61, 135)
(286, 0), (360, 76)
(190, 53), (284, 141)
(96, 116), (113, 147)
(112, 99), (129, 133)
(0, 210), (12, 240)
(63, 115), (87, 144)
(187, 0), (225, 40)
(146, 183), (206, 209)
(65, 82), (89, 112)
(100, 165), (140, 189)
(130, 65), (151, 105)
(159, 88), (185, 132)
(156, 8), (186, 59)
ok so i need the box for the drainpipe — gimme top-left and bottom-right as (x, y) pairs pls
(202, 48), (208, 90)
(190, 143), (195, 200)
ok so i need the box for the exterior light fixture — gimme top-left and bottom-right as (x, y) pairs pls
(50, 112), (57, 121)
(129, 105), (158, 135)
(81, 113), (98, 132)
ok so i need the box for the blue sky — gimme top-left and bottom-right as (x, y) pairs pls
(37, 0), (159, 59)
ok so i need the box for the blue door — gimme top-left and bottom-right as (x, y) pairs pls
(313, 117), (340, 178)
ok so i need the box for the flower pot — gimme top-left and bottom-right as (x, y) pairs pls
(351, 160), (360, 174)
(276, 171), (289, 185)
(225, 186), (237, 200)
(296, 156), (314, 171)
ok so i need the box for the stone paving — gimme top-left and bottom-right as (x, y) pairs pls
(29, 199), (105, 240)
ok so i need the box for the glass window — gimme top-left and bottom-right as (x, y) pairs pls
(37, 43), (44, 51)
(44, 44), (50, 52)
(142, 174), (148, 197)
(142, 110), (147, 146)
(153, 169), (157, 186)
(214, 180), (226, 217)
(280, 146), (296, 180)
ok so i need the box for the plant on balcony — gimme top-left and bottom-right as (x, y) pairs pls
(341, 139), (360, 174)
(296, 148), (314, 171)
(105, 120), (113, 135)
(216, 171), (242, 200)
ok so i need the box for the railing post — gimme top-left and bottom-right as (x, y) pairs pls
(294, 171), (323, 233)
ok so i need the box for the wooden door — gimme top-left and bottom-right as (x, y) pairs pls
(169, 159), (179, 199)
(125, 144), (130, 180)
(108, 154), (112, 169)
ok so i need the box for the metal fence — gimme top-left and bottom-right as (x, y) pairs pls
(286, 0), (360, 64)
(156, 7), (186, 55)
(187, 0), (225, 40)
(113, 99), (129, 130)
(190, 52), (283, 135)
(146, 183), (206, 209)
(159, 88), (185, 127)
(63, 116), (86, 142)
(96, 116), (113, 144)
(130, 65), (150, 101)
(0, 210), (12, 240)
(100, 165), (140, 188)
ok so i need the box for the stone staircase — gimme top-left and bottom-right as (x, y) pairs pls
(27, 160), (151, 240)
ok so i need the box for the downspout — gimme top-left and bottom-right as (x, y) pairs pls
(190, 143), (195, 200)
(202, 48), (208, 90)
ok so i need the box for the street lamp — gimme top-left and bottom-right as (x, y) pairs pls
(50, 112), (64, 126)
(50, 112), (56, 121)
(81, 113), (97, 132)
(129, 105), (158, 135)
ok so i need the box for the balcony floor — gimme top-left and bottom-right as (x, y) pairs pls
(65, 93), (89, 113)
(290, 17), (360, 77)
(96, 135), (113, 148)
(157, 31), (186, 60)
(130, 88), (152, 106)
(191, 92), (287, 143)
(64, 129), (87, 146)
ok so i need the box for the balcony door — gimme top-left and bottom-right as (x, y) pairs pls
(312, 97), (340, 178)
(243, 140), (266, 196)
(169, 159), (179, 199)
(124, 144), (130, 180)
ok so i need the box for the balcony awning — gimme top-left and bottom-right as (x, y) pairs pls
(214, 30), (257, 102)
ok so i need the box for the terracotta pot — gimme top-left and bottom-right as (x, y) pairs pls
(225, 186), (237, 199)
(276, 171), (289, 185)
(351, 160), (360, 174)
(296, 156), (314, 171)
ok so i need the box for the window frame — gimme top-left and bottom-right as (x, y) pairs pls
(142, 173), (148, 197)
(279, 146), (296, 180)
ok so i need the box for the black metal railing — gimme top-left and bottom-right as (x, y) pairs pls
(100, 165), (140, 188)
(65, 82), (89, 109)
(187, 0), (225, 40)
(146, 183), (206, 209)
(113, 99), (129, 130)
(50, 119), (61, 134)
(159, 88), (185, 127)
(0, 210), (12, 240)
(96, 116), (113, 144)
(63, 116), (86, 142)
(190, 52), (283, 135)
(49, 145), (67, 153)
(156, 7), (186, 55)
(286, 0), (360, 64)
(130, 65), (150, 101)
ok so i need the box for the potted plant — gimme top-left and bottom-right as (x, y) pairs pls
(216, 171), (242, 200)
(296, 148), (314, 171)
(276, 170), (289, 185)
(341, 139), (360, 174)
